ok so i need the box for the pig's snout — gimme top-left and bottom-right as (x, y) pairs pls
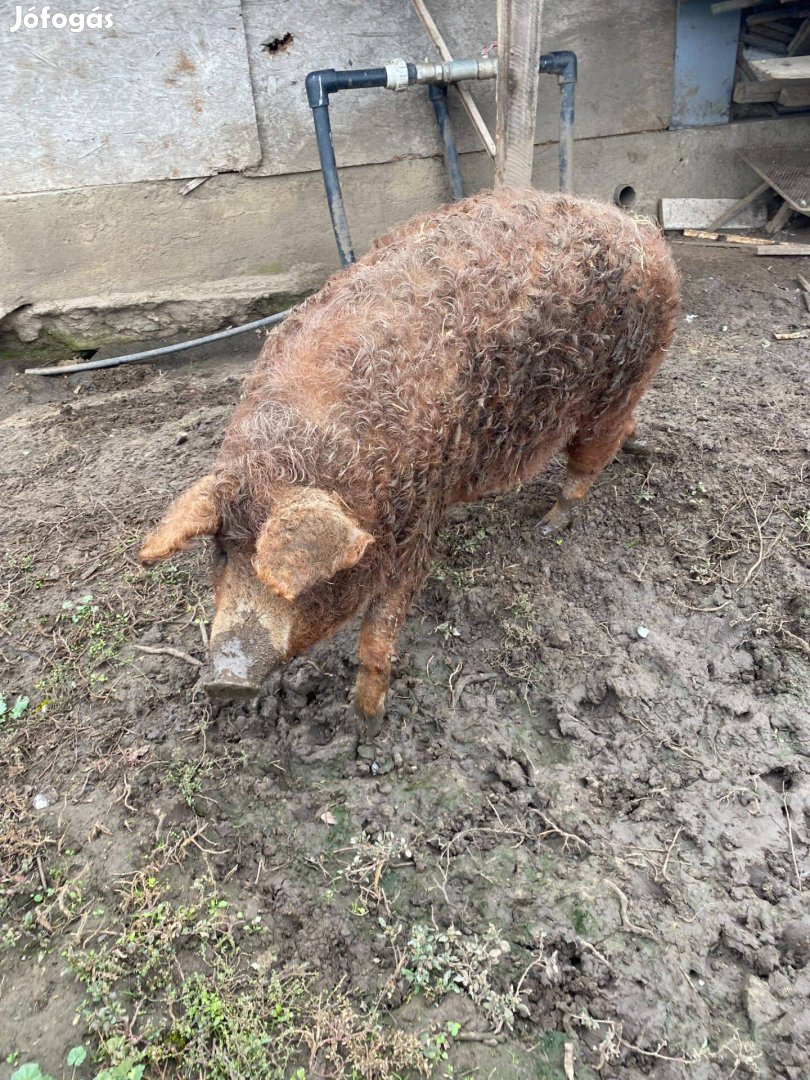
(202, 633), (279, 700)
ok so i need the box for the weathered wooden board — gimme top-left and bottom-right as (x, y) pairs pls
(735, 77), (810, 103)
(660, 197), (767, 228)
(0, 0), (260, 195)
(243, 0), (676, 176)
(756, 243), (810, 254)
(749, 55), (810, 79)
(778, 84), (810, 105)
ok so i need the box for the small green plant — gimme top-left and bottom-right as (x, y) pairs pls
(168, 752), (211, 811)
(0, 694), (29, 723)
(67, 1045), (88, 1070)
(402, 922), (555, 1032)
(684, 480), (708, 510)
(11, 1066), (55, 1080)
(432, 523), (487, 591)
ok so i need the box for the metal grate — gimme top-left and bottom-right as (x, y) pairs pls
(739, 144), (810, 214)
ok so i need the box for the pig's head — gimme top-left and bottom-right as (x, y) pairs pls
(139, 475), (374, 698)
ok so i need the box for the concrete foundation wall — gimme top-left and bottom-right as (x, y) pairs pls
(5, 1), (805, 358)
(2, 115), (804, 355)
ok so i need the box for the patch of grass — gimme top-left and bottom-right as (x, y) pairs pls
(400, 921), (558, 1034)
(0, 787), (90, 955)
(128, 559), (206, 622)
(0, 550), (48, 634)
(431, 523), (488, 591)
(34, 592), (133, 714)
(65, 875), (432, 1079)
(498, 593), (546, 686)
(569, 903), (596, 939)
(533, 1031), (580, 1080)
(168, 750), (212, 813)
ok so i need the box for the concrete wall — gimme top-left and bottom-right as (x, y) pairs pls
(0, 1), (803, 355)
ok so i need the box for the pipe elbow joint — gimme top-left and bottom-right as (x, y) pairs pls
(305, 69), (336, 108)
(539, 50), (578, 84)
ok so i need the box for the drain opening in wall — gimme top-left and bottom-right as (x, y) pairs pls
(614, 184), (637, 209)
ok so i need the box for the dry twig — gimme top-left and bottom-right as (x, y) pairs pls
(133, 644), (203, 667)
(604, 880), (657, 939)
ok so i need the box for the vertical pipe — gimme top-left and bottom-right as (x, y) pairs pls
(311, 103), (355, 266)
(428, 83), (464, 200)
(539, 51), (577, 195)
(558, 78), (575, 194)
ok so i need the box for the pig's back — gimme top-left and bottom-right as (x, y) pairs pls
(230, 189), (678, 514)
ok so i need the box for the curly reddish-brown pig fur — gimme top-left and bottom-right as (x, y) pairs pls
(212, 188), (680, 722)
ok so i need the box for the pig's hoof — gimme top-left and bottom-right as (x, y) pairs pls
(539, 502), (578, 536)
(355, 707), (385, 741)
(621, 436), (649, 456)
(353, 670), (388, 739)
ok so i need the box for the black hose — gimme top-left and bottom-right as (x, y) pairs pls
(26, 308), (291, 377)
(429, 83), (464, 200)
(312, 104), (356, 266)
(306, 68), (389, 267)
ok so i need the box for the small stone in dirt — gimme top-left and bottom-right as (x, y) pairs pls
(356, 744), (377, 762)
(32, 787), (58, 810)
(494, 758), (528, 790)
(175, 431), (189, 445)
(780, 918), (810, 967)
(744, 975), (784, 1034)
(547, 626), (571, 649)
(636, 625), (650, 638)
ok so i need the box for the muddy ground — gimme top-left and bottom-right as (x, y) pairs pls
(1, 243), (809, 1080)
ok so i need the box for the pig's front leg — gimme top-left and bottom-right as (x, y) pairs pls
(354, 580), (419, 737)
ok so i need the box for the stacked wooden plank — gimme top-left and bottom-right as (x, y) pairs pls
(713, 2), (810, 108)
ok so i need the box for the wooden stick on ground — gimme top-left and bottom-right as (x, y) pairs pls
(756, 244), (810, 256)
(683, 229), (772, 246)
(766, 199), (793, 235)
(133, 644), (203, 667)
(706, 181), (769, 230)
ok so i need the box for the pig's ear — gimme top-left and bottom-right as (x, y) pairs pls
(254, 488), (374, 601)
(140, 474), (220, 565)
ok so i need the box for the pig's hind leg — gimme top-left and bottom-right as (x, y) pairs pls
(540, 411), (638, 535)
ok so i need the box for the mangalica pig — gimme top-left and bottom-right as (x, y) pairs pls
(140, 189), (680, 734)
